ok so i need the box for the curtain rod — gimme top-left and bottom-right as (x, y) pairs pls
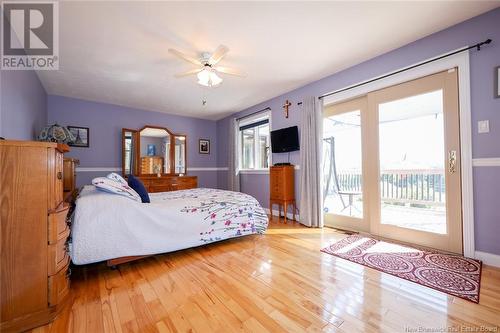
(297, 38), (492, 106)
(235, 107), (271, 121)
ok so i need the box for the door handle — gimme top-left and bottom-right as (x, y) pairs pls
(448, 150), (457, 174)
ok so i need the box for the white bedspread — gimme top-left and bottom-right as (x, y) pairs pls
(70, 186), (268, 265)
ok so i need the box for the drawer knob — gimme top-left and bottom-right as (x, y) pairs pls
(57, 172), (63, 180)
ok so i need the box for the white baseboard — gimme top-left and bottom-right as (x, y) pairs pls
(475, 251), (500, 268)
(264, 208), (300, 221)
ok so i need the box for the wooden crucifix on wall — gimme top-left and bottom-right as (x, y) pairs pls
(282, 99), (292, 118)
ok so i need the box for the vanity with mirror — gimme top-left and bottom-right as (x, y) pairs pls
(122, 125), (197, 192)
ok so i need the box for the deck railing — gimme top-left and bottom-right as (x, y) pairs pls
(334, 169), (445, 206)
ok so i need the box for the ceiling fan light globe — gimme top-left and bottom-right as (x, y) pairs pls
(197, 79), (209, 87)
(197, 69), (210, 84)
(197, 68), (222, 87)
(209, 71), (223, 86)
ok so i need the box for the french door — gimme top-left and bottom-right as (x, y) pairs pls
(323, 69), (462, 253)
(323, 97), (369, 232)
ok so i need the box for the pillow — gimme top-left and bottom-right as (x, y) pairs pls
(127, 174), (150, 203)
(92, 177), (141, 202)
(106, 172), (127, 185)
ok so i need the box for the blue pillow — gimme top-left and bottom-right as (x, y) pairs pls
(127, 174), (150, 203)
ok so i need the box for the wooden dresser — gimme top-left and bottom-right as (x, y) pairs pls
(269, 165), (296, 223)
(136, 175), (197, 193)
(0, 141), (71, 332)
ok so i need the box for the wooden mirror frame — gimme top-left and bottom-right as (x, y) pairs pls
(121, 125), (188, 176)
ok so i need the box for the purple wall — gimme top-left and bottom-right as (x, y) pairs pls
(47, 95), (218, 188)
(217, 8), (500, 255)
(0, 69), (47, 140)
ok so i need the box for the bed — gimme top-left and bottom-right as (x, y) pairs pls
(69, 186), (269, 265)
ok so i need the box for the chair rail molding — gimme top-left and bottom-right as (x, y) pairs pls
(76, 167), (228, 172)
(472, 158), (500, 167)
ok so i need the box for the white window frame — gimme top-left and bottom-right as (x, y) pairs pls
(237, 111), (272, 173)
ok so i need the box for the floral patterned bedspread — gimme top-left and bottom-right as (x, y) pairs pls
(150, 188), (269, 242)
(70, 186), (269, 265)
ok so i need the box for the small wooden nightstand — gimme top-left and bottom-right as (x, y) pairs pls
(269, 165), (296, 223)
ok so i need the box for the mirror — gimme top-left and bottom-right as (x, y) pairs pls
(122, 129), (136, 176)
(174, 135), (186, 174)
(122, 125), (187, 176)
(139, 127), (170, 175)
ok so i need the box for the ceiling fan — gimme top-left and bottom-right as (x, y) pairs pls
(169, 45), (246, 87)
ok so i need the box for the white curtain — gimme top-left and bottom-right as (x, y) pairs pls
(299, 96), (324, 227)
(227, 117), (240, 192)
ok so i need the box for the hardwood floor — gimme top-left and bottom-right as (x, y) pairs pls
(32, 219), (500, 333)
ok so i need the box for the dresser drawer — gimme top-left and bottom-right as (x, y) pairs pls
(48, 238), (70, 276)
(48, 262), (70, 306)
(270, 171), (283, 187)
(175, 177), (197, 189)
(135, 176), (197, 193)
(270, 185), (282, 200)
(48, 203), (70, 245)
(171, 179), (194, 188)
(149, 185), (172, 193)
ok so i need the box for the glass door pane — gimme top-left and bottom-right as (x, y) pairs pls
(378, 89), (446, 234)
(323, 110), (363, 218)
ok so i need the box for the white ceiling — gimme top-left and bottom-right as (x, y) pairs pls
(36, 1), (499, 120)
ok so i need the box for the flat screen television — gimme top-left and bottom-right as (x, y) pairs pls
(270, 126), (299, 153)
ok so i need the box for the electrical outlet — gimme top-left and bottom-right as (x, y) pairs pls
(478, 120), (490, 134)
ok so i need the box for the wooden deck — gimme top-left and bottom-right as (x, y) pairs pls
(32, 218), (500, 332)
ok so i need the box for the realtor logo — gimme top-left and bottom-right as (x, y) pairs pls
(1, 1), (59, 70)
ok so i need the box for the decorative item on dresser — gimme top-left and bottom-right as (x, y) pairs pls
(63, 157), (79, 202)
(0, 141), (71, 332)
(269, 165), (296, 223)
(37, 123), (75, 144)
(122, 125), (198, 193)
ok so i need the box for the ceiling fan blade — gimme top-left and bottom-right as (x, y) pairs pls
(174, 68), (203, 78)
(168, 48), (202, 66)
(209, 45), (229, 65)
(214, 66), (246, 77)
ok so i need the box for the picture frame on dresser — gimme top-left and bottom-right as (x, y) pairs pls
(199, 139), (210, 154)
(68, 126), (89, 147)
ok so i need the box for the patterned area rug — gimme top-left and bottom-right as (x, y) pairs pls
(321, 235), (482, 303)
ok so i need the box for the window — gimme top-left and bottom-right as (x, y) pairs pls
(239, 114), (270, 170)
